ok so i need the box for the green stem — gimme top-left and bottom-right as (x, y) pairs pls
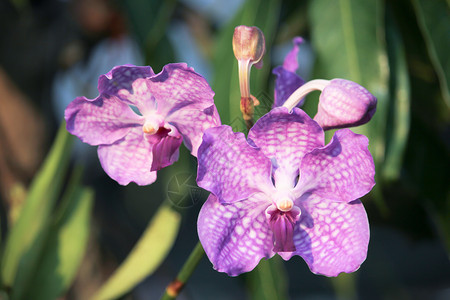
(160, 242), (205, 300)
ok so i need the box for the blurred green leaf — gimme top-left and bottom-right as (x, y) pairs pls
(1, 122), (73, 288)
(330, 272), (357, 300)
(308, 0), (389, 213)
(412, 0), (450, 108)
(122, 0), (176, 69)
(247, 257), (289, 300)
(382, 9), (411, 182)
(93, 203), (180, 300)
(21, 177), (93, 300)
(212, 0), (281, 132)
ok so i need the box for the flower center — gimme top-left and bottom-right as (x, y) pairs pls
(142, 114), (165, 135)
(277, 197), (293, 212)
(265, 204), (301, 252)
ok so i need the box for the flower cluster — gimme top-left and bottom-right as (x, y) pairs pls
(64, 26), (377, 278)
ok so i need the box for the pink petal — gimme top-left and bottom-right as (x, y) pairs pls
(65, 95), (143, 146)
(98, 65), (154, 98)
(198, 194), (275, 276)
(147, 63), (215, 116)
(97, 127), (156, 186)
(197, 126), (273, 204)
(314, 79), (377, 130)
(248, 107), (324, 182)
(296, 129), (375, 203)
(273, 37), (305, 107)
(289, 196), (369, 277)
(283, 37), (303, 72)
(167, 105), (221, 157)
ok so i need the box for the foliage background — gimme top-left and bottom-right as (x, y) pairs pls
(0, 0), (448, 299)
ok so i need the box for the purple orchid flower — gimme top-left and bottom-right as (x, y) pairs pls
(274, 38), (377, 130)
(65, 63), (220, 185)
(196, 106), (375, 277)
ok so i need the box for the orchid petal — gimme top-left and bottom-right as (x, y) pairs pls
(273, 37), (305, 107)
(147, 63), (215, 116)
(98, 64), (154, 97)
(248, 107), (324, 183)
(98, 128), (156, 186)
(146, 126), (183, 171)
(287, 196), (369, 277)
(283, 37), (303, 72)
(65, 95), (143, 146)
(296, 129), (375, 202)
(117, 78), (158, 116)
(314, 79), (377, 130)
(167, 105), (221, 157)
(198, 194), (275, 276)
(197, 125), (273, 204)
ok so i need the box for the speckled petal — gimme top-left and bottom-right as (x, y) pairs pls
(98, 65), (154, 97)
(117, 78), (158, 117)
(167, 105), (221, 157)
(314, 79), (377, 130)
(65, 95), (143, 146)
(146, 63), (215, 116)
(286, 196), (369, 277)
(197, 125), (273, 204)
(248, 107), (324, 181)
(296, 129), (375, 202)
(198, 194), (275, 276)
(273, 37), (305, 107)
(97, 127), (156, 186)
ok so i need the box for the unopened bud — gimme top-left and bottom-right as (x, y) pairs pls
(232, 25), (265, 68)
(233, 26), (266, 127)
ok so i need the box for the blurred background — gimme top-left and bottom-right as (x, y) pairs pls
(0, 0), (449, 299)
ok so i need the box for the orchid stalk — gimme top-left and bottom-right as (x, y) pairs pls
(232, 25), (265, 129)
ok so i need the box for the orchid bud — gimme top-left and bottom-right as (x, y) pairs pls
(282, 79), (377, 130)
(232, 25), (265, 69)
(233, 26), (266, 125)
(314, 79), (377, 130)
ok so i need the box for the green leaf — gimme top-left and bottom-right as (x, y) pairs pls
(329, 272), (357, 300)
(382, 9), (411, 182)
(247, 257), (289, 300)
(122, 0), (176, 69)
(21, 182), (94, 300)
(93, 203), (180, 300)
(1, 122), (73, 288)
(308, 0), (389, 213)
(212, 0), (281, 132)
(412, 0), (450, 108)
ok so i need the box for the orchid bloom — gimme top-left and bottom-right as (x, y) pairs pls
(65, 63), (220, 185)
(197, 106), (375, 277)
(274, 38), (377, 130)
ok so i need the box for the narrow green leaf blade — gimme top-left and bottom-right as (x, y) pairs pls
(21, 186), (94, 300)
(382, 11), (411, 182)
(1, 122), (73, 287)
(247, 257), (289, 300)
(412, 0), (450, 107)
(93, 204), (180, 300)
(308, 0), (389, 213)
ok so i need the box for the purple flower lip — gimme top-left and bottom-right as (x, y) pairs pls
(266, 204), (301, 252)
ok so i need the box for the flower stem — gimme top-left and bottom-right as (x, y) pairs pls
(282, 79), (330, 111)
(160, 242), (205, 300)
